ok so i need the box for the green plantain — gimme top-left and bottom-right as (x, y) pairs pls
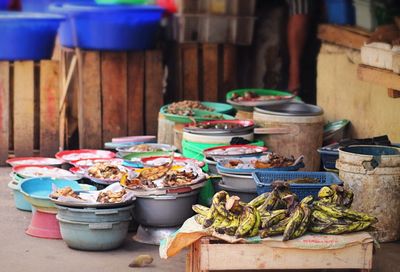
(313, 201), (345, 218)
(210, 214), (225, 229)
(248, 193), (269, 208)
(192, 204), (209, 217)
(283, 206), (304, 241)
(320, 221), (372, 234)
(300, 195), (314, 205)
(215, 217), (232, 234)
(235, 206), (256, 237)
(204, 204), (218, 228)
(261, 209), (287, 228)
(194, 214), (206, 225)
(257, 189), (279, 212)
(260, 217), (291, 238)
(225, 216), (240, 236)
(291, 203), (311, 239)
(318, 186), (334, 199)
(249, 209), (261, 237)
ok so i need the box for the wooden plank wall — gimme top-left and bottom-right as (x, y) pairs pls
(62, 49), (164, 150)
(0, 61), (61, 165)
(167, 43), (238, 103)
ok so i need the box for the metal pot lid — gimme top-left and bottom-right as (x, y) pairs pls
(255, 102), (323, 116)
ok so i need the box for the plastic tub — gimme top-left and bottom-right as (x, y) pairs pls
(0, 12), (64, 61)
(253, 171), (343, 200)
(353, 0), (376, 31)
(317, 146), (339, 170)
(325, 0), (354, 25)
(219, 172), (256, 190)
(182, 139), (264, 162)
(8, 180), (32, 211)
(57, 216), (130, 250)
(0, 0), (9, 10)
(56, 204), (134, 223)
(49, 3), (164, 50)
(20, 177), (82, 212)
(26, 210), (62, 239)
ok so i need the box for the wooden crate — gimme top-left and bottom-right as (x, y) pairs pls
(0, 61), (60, 165)
(187, 237), (373, 272)
(60, 48), (164, 149)
(166, 43), (238, 103)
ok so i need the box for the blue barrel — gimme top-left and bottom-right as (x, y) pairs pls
(49, 3), (164, 50)
(0, 12), (64, 60)
(325, 0), (355, 25)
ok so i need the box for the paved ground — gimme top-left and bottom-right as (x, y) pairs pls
(0, 167), (186, 272)
(1, 167), (399, 272)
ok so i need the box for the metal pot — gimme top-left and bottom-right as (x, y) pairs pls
(134, 190), (199, 227)
(204, 157), (218, 175)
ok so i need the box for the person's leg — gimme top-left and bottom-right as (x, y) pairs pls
(287, 0), (310, 94)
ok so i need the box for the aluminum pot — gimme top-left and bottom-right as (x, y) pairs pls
(134, 190), (199, 227)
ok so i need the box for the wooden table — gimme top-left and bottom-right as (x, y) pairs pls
(186, 236), (373, 272)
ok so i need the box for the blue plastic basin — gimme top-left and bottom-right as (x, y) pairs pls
(0, 12), (64, 60)
(49, 3), (164, 50)
(325, 0), (355, 25)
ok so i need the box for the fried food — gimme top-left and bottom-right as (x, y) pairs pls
(166, 100), (213, 116)
(163, 169), (198, 187)
(50, 186), (81, 199)
(96, 189), (127, 204)
(88, 162), (126, 180)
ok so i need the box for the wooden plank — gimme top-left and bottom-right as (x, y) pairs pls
(0, 62), (10, 164)
(221, 44), (237, 101)
(78, 51), (102, 149)
(318, 24), (370, 50)
(13, 61), (35, 157)
(40, 61), (60, 157)
(388, 88), (400, 98)
(101, 52), (128, 143)
(182, 44), (199, 100)
(202, 44), (219, 102)
(145, 50), (163, 136)
(199, 242), (373, 270)
(358, 64), (400, 91)
(127, 52), (145, 136)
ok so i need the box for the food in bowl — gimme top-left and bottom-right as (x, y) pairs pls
(50, 187), (81, 199)
(87, 163), (127, 180)
(163, 169), (198, 187)
(230, 91), (292, 102)
(166, 100), (213, 116)
(223, 153), (296, 169)
(127, 144), (164, 152)
(97, 189), (128, 204)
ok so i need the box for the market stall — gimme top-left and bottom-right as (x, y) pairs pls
(1, 1), (400, 272)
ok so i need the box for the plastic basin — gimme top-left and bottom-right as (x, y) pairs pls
(324, 0), (355, 25)
(8, 180), (32, 212)
(0, 12), (64, 60)
(20, 177), (82, 212)
(49, 3), (164, 50)
(57, 216), (130, 250)
(56, 204), (134, 223)
(26, 210), (62, 239)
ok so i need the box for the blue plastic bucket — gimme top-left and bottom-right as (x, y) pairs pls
(0, 12), (64, 60)
(325, 0), (355, 25)
(8, 180), (32, 211)
(49, 3), (164, 50)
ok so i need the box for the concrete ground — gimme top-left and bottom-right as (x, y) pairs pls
(1, 167), (399, 272)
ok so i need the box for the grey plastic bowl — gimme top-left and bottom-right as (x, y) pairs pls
(220, 172), (256, 190)
(57, 216), (130, 251)
(134, 190), (199, 227)
(204, 157), (218, 175)
(56, 204), (134, 223)
(215, 181), (257, 203)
